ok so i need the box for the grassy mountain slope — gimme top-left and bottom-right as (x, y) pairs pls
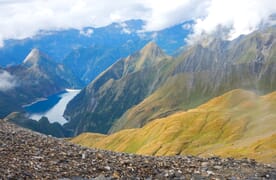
(64, 42), (172, 134)
(110, 28), (276, 133)
(71, 89), (276, 164)
(65, 27), (276, 136)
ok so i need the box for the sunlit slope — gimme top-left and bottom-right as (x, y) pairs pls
(110, 28), (276, 133)
(70, 132), (107, 147)
(111, 66), (268, 133)
(71, 89), (276, 163)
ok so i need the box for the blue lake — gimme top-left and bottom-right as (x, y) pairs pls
(24, 89), (80, 125)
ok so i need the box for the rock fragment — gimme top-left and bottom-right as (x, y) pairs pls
(0, 121), (275, 179)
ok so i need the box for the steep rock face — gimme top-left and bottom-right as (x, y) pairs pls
(64, 42), (172, 134)
(0, 49), (81, 118)
(111, 27), (276, 132)
(71, 89), (276, 164)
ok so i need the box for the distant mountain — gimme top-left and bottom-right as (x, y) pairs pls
(0, 49), (81, 118)
(62, 43), (145, 83)
(65, 27), (276, 135)
(19, 48), (82, 89)
(71, 89), (276, 164)
(61, 21), (192, 83)
(64, 42), (172, 135)
(0, 20), (191, 83)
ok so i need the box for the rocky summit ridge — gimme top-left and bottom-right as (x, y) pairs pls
(23, 48), (43, 65)
(0, 120), (275, 179)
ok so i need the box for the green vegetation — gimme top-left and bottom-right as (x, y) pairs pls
(111, 28), (276, 133)
(71, 89), (276, 164)
(65, 42), (173, 134)
(66, 27), (276, 137)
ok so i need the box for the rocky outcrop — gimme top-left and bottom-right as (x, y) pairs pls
(0, 120), (275, 179)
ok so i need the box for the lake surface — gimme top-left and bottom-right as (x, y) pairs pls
(24, 89), (80, 125)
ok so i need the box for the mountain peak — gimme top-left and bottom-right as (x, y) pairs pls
(122, 41), (169, 73)
(140, 41), (165, 58)
(23, 48), (50, 66)
(143, 41), (158, 49)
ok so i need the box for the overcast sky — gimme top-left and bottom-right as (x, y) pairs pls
(0, 0), (276, 46)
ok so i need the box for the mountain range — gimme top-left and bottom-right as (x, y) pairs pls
(64, 27), (276, 136)
(0, 20), (191, 133)
(110, 28), (276, 133)
(0, 20), (275, 165)
(0, 20), (191, 83)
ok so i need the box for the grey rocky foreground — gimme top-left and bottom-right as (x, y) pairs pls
(0, 121), (275, 179)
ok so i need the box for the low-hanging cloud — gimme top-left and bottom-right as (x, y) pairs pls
(0, 70), (17, 92)
(0, 0), (276, 46)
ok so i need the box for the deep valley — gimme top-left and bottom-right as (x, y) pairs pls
(1, 3), (276, 178)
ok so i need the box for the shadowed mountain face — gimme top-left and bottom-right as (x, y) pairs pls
(0, 49), (81, 118)
(65, 27), (276, 136)
(71, 89), (276, 164)
(64, 42), (172, 135)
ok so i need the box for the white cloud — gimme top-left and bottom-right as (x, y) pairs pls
(0, 0), (275, 46)
(0, 0), (150, 46)
(116, 22), (132, 34)
(189, 0), (276, 42)
(0, 70), (17, 92)
(0, 0), (199, 45)
(141, 0), (208, 31)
